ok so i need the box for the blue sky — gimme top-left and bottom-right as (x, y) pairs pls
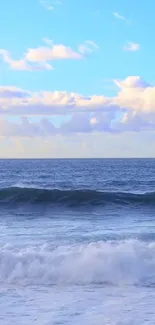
(0, 0), (155, 157)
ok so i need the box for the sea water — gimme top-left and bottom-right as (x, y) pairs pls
(0, 158), (155, 325)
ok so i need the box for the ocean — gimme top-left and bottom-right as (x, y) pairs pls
(0, 158), (155, 325)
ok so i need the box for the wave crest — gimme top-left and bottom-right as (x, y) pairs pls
(0, 186), (155, 207)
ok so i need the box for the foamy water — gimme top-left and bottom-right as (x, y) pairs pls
(1, 214), (155, 325)
(1, 240), (155, 286)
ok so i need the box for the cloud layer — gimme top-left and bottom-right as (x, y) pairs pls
(0, 76), (155, 137)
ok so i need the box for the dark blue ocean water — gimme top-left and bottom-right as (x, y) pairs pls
(0, 159), (155, 325)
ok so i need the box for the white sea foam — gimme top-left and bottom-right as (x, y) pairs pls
(0, 240), (155, 286)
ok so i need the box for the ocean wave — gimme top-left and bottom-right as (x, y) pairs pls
(0, 240), (155, 286)
(0, 186), (155, 207)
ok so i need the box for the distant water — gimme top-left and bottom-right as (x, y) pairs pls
(0, 158), (155, 325)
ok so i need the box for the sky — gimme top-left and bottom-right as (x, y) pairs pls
(0, 0), (155, 158)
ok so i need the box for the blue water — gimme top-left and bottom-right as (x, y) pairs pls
(0, 158), (155, 325)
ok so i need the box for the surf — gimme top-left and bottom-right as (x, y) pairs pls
(0, 240), (155, 286)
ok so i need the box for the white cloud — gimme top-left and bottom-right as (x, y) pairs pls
(0, 88), (110, 115)
(0, 38), (96, 71)
(113, 77), (155, 113)
(119, 111), (155, 131)
(0, 76), (155, 139)
(40, 0), (63, 10)
(123, 42), (140, 52)
(0, 49), (53, 71)
(0, 50), (30, 71)
(78, 40), (99, 55)
(0, 117), (56, 138)
(26, 44), (82, 62)
(113, 12), (128, 23)
(114, 76), (149, 89)
(42, 37), (54, 46)
(1, 76), (155, 117)
(40, 0), (54, 10)
(0, 86), (30, 98)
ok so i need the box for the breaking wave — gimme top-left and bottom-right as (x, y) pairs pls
(0, 240), (155, 286)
